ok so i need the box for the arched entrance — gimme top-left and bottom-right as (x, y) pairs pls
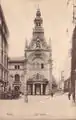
(35, 83), (41, 95)
(43, 84), (47, 95)
(27, 73), (49, 95)
(13, 74), (21, 92)
(27, 82), (48, 95)
(15, 74), (20, 81)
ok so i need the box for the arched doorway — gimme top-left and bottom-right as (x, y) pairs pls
(27, 73), (49, 95)
(13, 74), (21, 92)
(15, 74), (20, 82)
(27, 80), (49, 95)
(43, 84), (47, 95)
(35, 83), (41, 95)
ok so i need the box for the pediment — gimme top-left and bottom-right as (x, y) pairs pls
(27, 73), (47, 82)
(27, 37), (50, 50)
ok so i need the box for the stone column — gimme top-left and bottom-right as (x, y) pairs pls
(33, 84), (35, 95)
(41, 84), (43, 95)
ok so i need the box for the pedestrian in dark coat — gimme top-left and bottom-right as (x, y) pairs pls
(68, 93), (71, 100)
(51, 92), (53, 97)
(73, 93), (75, 102)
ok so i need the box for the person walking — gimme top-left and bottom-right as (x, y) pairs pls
(51, 92), (54, 97)
(73, 92), (75, 102)
(68, 92), (71, 100)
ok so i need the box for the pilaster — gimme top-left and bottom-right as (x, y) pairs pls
(41, 84), (43, 95)
(33, 84), (35, 95)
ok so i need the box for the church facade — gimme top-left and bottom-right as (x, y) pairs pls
(8, 9), (52, 95)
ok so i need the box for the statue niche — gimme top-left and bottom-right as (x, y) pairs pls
(36, 38), (41, 48)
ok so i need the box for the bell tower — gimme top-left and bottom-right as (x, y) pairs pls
(33, 8), (44, 39)
(24, 8), (52, 95)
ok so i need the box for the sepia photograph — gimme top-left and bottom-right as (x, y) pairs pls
(0, 0), (76, 120)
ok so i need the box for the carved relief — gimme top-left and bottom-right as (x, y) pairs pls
(36, 38), (41, 48)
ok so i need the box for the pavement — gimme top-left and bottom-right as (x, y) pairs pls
(0, 94), (76, 120)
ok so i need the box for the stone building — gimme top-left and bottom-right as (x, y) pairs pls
(8, 8), (52, 95)
(0, 4), (9, 92)
(64, 77), (70, 92)
(24, 8), (52, 95)
(8, 57), (25, 93)
(71, 25), (76, 101)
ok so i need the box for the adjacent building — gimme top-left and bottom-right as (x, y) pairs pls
(71, 25), (76, 102)
(8, 57), (25, 93)
(64, 77), (71, 92)
(0, 4), (9, 92)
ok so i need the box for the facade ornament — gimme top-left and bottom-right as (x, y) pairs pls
(36, 38), (41, 48)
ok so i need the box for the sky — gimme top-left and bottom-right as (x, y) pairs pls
(1, 0), (74, 81)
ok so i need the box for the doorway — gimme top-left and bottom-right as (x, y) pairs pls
(27, 84), (33, 95)
(43, 84), (46, 95)
(35, 84), (41, 95)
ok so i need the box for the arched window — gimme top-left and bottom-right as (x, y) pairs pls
(18, 65), (20, 69)
(15, 74), (20, 82)
(15, 65), (17, 69)
(41, 63), (44, 69)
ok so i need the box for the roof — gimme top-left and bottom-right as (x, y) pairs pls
(8, 56), (25, 63)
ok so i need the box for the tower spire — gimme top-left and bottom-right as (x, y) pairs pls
(34, 8), (43, 27)
(32, 8), (44, 41)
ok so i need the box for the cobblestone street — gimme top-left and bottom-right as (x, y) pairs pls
(0, 94), (76, 120)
